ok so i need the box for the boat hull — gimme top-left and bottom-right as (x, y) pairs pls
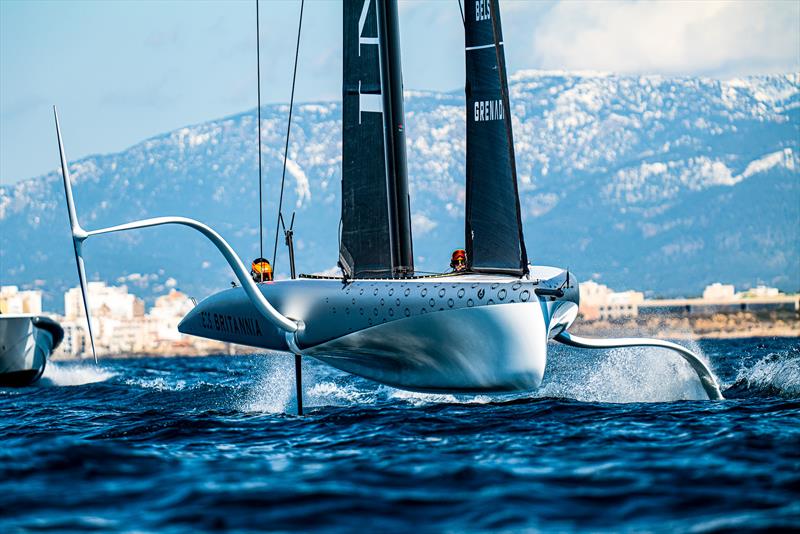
(178, 269), (579, 392)
(0, 315), (63, 387)
(306, 302), (549, 392)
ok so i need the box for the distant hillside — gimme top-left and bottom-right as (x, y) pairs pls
(2, 71), (798, 311)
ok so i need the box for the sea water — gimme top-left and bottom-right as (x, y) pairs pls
(1, 337), (798, 532)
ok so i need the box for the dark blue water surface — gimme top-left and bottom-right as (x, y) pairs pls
(2, 337), (798, 532)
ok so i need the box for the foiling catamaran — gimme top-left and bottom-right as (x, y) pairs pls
(55, 0), (723, 411)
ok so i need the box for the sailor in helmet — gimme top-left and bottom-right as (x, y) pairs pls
(251, 257), (273, 283)
(450, 249), (467, 273)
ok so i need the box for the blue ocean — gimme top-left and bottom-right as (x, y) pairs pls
(2, 337), (798, 532)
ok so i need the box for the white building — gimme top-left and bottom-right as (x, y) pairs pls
(54, 281), (231, 358)
(0, 285), (42, 314)
(148, 289), (194, 343)
(739, 285), (780, 298)
(579, 280), (644, 320)
(65, 281), (144, 320)
(102, 316), (151, 354)
(59, 282), (145, 357)
(57, 318), (89, 358)
(702, 283), (736, 301)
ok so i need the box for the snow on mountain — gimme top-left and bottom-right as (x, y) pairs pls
(1, 71), (798, 310)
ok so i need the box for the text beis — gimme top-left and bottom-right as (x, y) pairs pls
(475, 0), (491, 21)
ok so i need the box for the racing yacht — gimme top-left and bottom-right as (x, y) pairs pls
(54, 0), (723, 408)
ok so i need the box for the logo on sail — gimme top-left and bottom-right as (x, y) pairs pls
(475, 0), (492, 21)
(473, 99), (504, 122)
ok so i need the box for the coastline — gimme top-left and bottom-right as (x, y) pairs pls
(573, 311), (799, 341)
(51, 312), (797, 361)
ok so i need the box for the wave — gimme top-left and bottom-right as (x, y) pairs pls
(727, 351), (800, 398)
(124, 376), (187, 392)
(384, 388), (498, 406)
(39, 361), (115, 387)
(306, 380), (376, 406)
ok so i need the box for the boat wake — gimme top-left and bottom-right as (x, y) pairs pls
(239, 356), (301, 413)
(235, 341), (798, 413)
(536, 342), (712, 403)
(240, 355), (508, 413)
(39, 361), (115, 387)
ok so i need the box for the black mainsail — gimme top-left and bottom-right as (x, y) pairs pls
(464, 0), (528, 275)
(340, 0), (414, 278)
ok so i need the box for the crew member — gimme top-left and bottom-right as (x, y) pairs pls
(251, 257), (273, 283)
(450, 249), (467, 273)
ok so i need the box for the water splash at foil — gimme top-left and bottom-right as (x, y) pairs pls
(40, 361), (115, 386)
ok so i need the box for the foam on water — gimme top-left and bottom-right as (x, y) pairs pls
(125, 376), (187, 392)
(306, 380), (376, 406)
(219, 339), (793, 412)
(40, 361), (115, 387)
(239, 356), (300, 413)
(238, 359), (505, 412)
(384, 387), (498, 406)
(537, 342), (712, 402)
(732, 350), (800, 398)
(234, 342), (725, 411)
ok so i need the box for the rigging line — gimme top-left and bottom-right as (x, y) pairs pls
(457, 0), (465, 26)
(256, 0), (264, 259)
(272, 0), (305, 270)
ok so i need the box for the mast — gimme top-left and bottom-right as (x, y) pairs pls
(378, 0), (413, 276)
(340, 0), (414, 278)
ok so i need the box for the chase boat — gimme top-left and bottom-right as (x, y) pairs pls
(0, 315), (63, 387)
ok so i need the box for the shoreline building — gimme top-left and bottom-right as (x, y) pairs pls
(62, 282), (147, 355)
(55, 282), (230, 358)
(640, 284), (797, 317)
(579, 281), (644, 320)
(0, 286), (42, 314)
(579, 281), (798, 321)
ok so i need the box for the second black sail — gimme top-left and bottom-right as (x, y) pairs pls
(463, 0), (528, 275)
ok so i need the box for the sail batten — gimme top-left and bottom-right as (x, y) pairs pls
(464, 0), (528, 275)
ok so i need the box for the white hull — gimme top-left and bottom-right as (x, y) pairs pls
(179, 268), (579, 392)
(306, 302), (551, 392)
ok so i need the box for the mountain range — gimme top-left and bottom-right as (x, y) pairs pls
(1, 70), (798, 311)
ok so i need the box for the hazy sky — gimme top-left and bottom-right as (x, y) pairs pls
(1, 0), (798, 184)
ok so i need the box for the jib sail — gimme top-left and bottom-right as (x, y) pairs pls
(463, 0), (528, 275)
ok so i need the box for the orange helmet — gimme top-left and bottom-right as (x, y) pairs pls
(450, 249), (467, 272)
(251, 257), (273, 282)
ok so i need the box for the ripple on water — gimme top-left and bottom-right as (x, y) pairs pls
(0, 339), (798, 532)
